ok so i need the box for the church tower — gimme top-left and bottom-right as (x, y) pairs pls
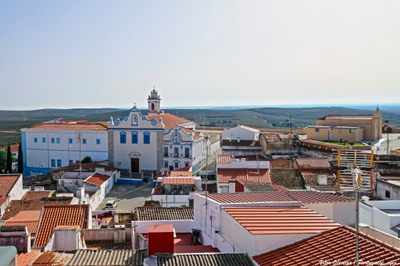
(147, 87), (163, 115)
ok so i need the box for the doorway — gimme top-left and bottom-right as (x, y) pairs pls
(131, 158), (139, 172)
(328, 131), (333, 141)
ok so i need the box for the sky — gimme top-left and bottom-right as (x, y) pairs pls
(1, 1), (399, 110)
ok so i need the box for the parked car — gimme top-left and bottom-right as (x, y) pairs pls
(105, 200), (117, 210)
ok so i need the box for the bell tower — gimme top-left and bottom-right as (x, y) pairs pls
(147, 87), (162, 115)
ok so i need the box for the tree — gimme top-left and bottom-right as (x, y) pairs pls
(0, 150), (6, 173)
(81, 156), (92, 164)
(6, 145), (12, 173)
(18, 142), (23, 174)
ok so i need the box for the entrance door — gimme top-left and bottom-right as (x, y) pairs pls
(328, 131), (333, 141)
(131, 158), (139, 172)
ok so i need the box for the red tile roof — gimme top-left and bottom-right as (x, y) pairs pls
(224, 206), (340, 235)
(0, 174), (21, 197)
(268, 184), (289, 191)
(169, 171), (193, 177)
(206, 191), (355, 204)
(17, 250), (41, 266)
(34, 205), (89, 247)
(217, 155), (231, 164)
(4, 210), (41, 234)
(1, 197), (73, 220)
(270, 158), (291, 168)
(218, 168), (271, 184)
(24, 122), (107, 131)
(147, 113), (192, 129)
(295, 158), (331, 169)
(0, 196), (9, 206)
(22, 191), (52, 200)
(163, 177), (195, 185)
(253, 225), (400, 266)
(84, 173), (111, 186)
(10, 145), (19, 153)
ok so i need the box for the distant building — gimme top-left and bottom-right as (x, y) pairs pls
(21, 120), (108, 176)
(221, 125), (262, 156)
(306, 107), (382, 142)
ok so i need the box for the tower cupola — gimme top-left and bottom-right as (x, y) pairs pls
(147, 87), (163, 115)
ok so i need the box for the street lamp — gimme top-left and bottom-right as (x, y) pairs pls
(352, 165), (363, 266)
(385, 119), (390, 157)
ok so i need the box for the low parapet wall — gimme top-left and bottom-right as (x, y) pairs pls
(302, 139), (372, 151)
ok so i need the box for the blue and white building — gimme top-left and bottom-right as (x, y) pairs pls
(21, 120), (108, 176)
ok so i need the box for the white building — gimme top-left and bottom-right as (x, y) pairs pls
(108, 89), (207, 174)
(221, 125), (262, 156)
(21, 120), (108, 176)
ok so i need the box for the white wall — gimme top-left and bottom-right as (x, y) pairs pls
(222, 126), (259, 141)
(304, 202), (355, 226)
(8, 175), (24, 200)
(151, 194), (189, 207)
(360, 224), (400, 247)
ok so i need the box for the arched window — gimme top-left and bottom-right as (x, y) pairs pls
(132, 131), (138, 144)
(120, 131), (126, 144)
(143, 131), (150, 144)
(151, 103), (155, 111)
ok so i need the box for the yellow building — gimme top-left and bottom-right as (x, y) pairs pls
(306, 107), (382, 142)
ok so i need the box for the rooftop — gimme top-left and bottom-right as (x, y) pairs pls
(320, 114), (374, 120)
(205, 191), (355, 204)
(156, 253), (255, 266)
(1, 197), (73, 220)
(10, 144), (19, 153)
(34, 204), (89, 248)
(147, 113), (192, 129)
(136, 207), (194, 221)
(295, 157), (331, 169)
(32, 252), (73, 266)
(270, 169), (305, 189)
(23, 121), (107, 131)
(252, 226), (400, 266)
(239, 125), (260, 133)
(17, 250), (41, 266)
(169, 171), (193, 177)
(162, 177), (195, 185)
(0, 174), (21, 197)
(22, 191), (52, 200)
(270, 158), (291, 168)
(218, 168), (271, 184)
(299, 169), (336, 186)
(85, 241), (132, 250)
(3, 210), (41, 234)
(85, 173), (111, 186)
(223, 206), (340, 235)
(53, 163), (117, 173)
(67, 249), (146, 266)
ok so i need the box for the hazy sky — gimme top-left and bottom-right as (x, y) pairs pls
(1, 1), (399, 110)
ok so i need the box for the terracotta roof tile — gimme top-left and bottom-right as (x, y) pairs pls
(169, 171), (193, 177)
(295, 158), (331, 169)
(253, 225), (400, 266)
(218, 168), (271, 184)
(0, 196), (9, 206)
(299, 169), (336, 186)
(0, 174), (21, 197)
(217, 155), (231, 164)
(22, 191), (52, 200)
(84, 173), (111, 186)
(163, 177), (194, 185)
(270, 158), (291, 168)
(136, 207), (194, 221)
(1, 197), (73, 220)
(147, 113), (192, 129)
(206, 191), (355, 204)
(224, 206), (340, 235)
(17, 250), (41, 266)
(10, 145), (19, 153)
(34, 205), (89, 248)
(24, 122), (107, 131)
(32, 252), (73, 266)
(4, 210), (41, 234)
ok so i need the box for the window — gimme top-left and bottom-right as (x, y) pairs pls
(164, 147), (169, 157)
(51, 138), (55, 144)
(185, 148), (189, 158)
(143, 132), (150, 144)
(132, 132), (138, 144)
(349, 129), (355, 134)
(185, 162), (190, 167)
(56, 138), (60, 144)
(120, 132), (126, 144)
(96, 138), (101, 145)
(386, 190), (391, 198)
(175, 162), (179, 169)
(174, 147), (179, 157)
(34, 137), (38, 143)
(151, 103), (155, 111)
(315, 128), (320, 133)
(42, 137), (46, 143)
(51, 159), (56, 168)
(82, 138), (87, 144)
(69, 138), (73, 144)
(57, 159), (62, 167)
(164, 161), (168, 168)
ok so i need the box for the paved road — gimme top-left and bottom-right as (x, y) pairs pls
(96, 183), (153, 212)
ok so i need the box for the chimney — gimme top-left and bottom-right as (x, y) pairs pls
(148, 224), (174, 256)
(76, 187), (85, 204)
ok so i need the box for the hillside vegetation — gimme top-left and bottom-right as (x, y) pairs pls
(0, 106), (398, 146)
